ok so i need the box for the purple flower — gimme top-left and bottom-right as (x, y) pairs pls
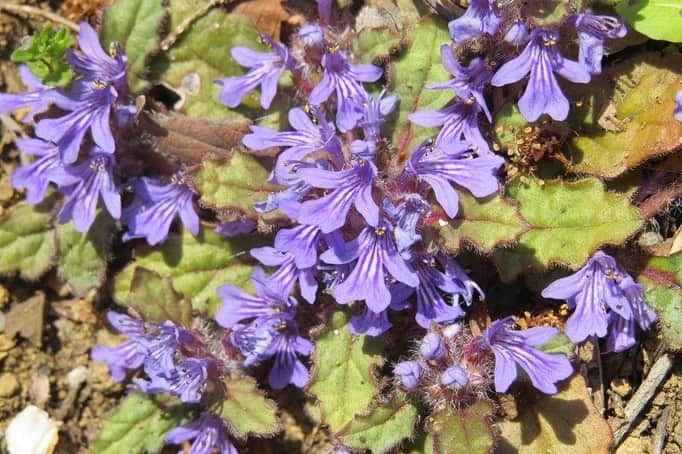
(68, 22), (127, 90)
(420, 332), (446, 360)
(383, 195), (430, 253)
(138, 357), (210, 403)
(404, 138), (503, 218)
(409, 100), (490, 153)
(394, 361), (421, 389)
(0, 66), (53, 122)
(90, 312), (146, 382)
(674, 90), (682, 122)
(441, 365), (468, 389)
(123, 173), (199, 245)
(320, 220), (419, 312)
(349, 306), (392, 337)
(440, 255), (485, 305)
(10, 138), (62, 204)
(428, 47), (493, 120)
(243, 107), (343, 180)
(35, 79), (118, 163)
(296, 159), (378, 233)
(491, 29), (591, 122)
(448, 0), (500, 44)
(541, 251), (657, 345)
(216, 36), (293, 109)
(504, 21), (529, 46)
(573, 10), (626, 75)
(318, 0), (333, 24)
(477, 317), (573, 394)
(165, 412), (238, 454)
(214, 219), (256, 237)
(250, 246), (318, 303)
(358, 90), (397, 141)
(299, 24), (325, 48)
(605, 280), (657, 352)
(215, 267), (313, 389)
(411, 255), (467, 328)
(309, 50), (382, 131)
(52, 151), (120, 232)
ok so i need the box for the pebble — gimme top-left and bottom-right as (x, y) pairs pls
(0, 372), (20, 397)
(611, 377), (632, 397)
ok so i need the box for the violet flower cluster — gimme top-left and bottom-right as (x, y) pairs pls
(394, 319), (573, 404)
(91, 312), (241, 453)
(444, 2), (626, 122)
(3, 22), (199, 243)
(542, 251), (657, 352)
(212, 0), (501, 392)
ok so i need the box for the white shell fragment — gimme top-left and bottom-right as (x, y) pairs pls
(6, 405), (60, 454)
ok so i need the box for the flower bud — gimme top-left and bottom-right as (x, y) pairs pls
(419, 332), (445, 360)
(441, 365), (469, 389)
(394, 361), (421, 389)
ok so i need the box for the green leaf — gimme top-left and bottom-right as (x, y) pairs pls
(492, 178), (643, 282)
(426, 400), (495, 454)
(211, 376), (280, 439)
(636, 254), (682, 351)
(388, 17), (451, 155)
(521, 0), (575, 26)
(114, 227), (262, 316)
(616, 0), (682, 42)
(56, 211), (114, 296)
(0, 197), (57, 280)
(309, 311), (385, 432)
(337, 392), (418, 454)
(498, 375), (613, 454)
(101, 0), (167, 93)
(189, 153), (279, 219)
(126, 267), (193, 328)
(568, 53), (682, 178)
(91, 393), (191, 454)
(11, 27), (75, 86)
(431, 192), (529, 254)
(352, 27), (403, 64)
(151, 0), (265, 120)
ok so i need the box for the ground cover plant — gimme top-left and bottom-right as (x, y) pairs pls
(0, 0), (681, 452)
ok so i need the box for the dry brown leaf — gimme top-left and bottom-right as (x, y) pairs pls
(497, 375), (613, 454)
(233, 0), (290, 40)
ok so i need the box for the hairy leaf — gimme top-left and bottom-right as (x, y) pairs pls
(388, 17), (451, 155)
(492, 178), (642, 282)
(637, 254), (682, 351)
(189, 153), (278, 219)
(498, 375), (613, 454)
(126, 267), (193, 328)
(568, 53), (682, 178)
(56, 211), (114, 296)
(151, 0), (264, 119)
(0, 197), (57, 280)
(426, 400), (495, 454)
(114, 227), (261, 316)
(337, 392), (418, 454)
(91, 393), (190, 454)
(616, 0), (682, 42)
(538, 333), (574, 356)
(432, 192), (529, 254)
(101, 0), (167, 93)
(309, 311), (385, 432)
(212, 376), (280, 439)
(353, 27), (403, 64)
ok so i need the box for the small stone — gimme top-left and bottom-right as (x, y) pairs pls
(610, 378), (632, 398)
(0, 372), (20, 397)
(0, 284), (9, 308)
(6, 405), (60, 454)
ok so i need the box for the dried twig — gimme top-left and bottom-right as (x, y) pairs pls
(613, 353), (674, 447)
(652, 405), (670, 454)
(0, 2), (78, 32)
(160, 0), (234, 51)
